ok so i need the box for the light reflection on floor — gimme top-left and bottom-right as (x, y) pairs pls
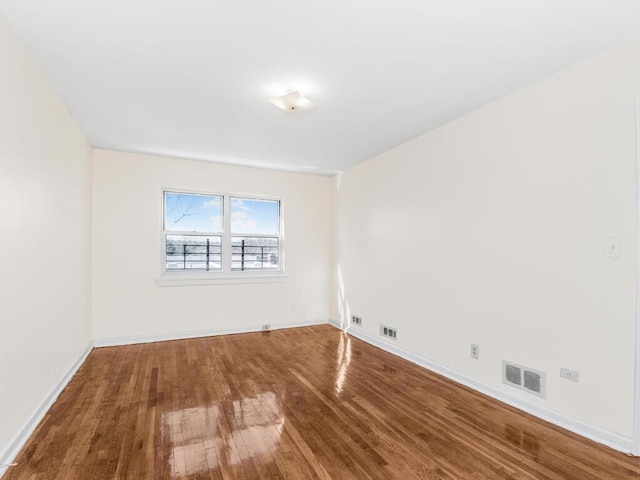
(160, 392), (284, 477)
(335, 333), (352, 395)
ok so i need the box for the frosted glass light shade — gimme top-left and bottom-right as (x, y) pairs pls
(269, 90), (316, 113)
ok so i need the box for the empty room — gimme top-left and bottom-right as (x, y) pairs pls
(3, 1), (640, 478)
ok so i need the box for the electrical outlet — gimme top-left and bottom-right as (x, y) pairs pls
(560, 368), (579, 383)
(379, 324), (397, 340)
(262, 324), (271, 331)
(470, 344), (480, 360)
(351, 315), (362, 326)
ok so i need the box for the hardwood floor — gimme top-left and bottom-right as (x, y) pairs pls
(5, 324), (640, 479)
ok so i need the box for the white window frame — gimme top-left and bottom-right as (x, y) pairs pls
(156, 188), (286, 287)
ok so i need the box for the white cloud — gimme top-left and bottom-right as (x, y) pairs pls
(203, 198), (221, 209)
(231, 210), (258, 232)
(231, 198), (250, 211)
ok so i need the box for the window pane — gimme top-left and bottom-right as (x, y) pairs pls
(165, 192), (222, 232)
(231, 237), (279, 271)
(166, 235), (222, 271)
(230, 197), (279, 234)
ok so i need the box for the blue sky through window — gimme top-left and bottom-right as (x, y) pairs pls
(165, 193), (222, 232)
(165, 193), (279, 234)
(231, 197), (279, 234)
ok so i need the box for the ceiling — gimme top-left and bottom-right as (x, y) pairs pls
(1, 1), (640, 175)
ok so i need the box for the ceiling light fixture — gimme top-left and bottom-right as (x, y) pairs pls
(269, 90), (316, 113)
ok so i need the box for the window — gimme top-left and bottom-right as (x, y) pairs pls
(162, 190), (282, 276)
(230, 197), (280, 272)
(164, 192), (223, 272)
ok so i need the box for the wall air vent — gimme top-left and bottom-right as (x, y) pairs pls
(502, 361), (546, 398)
(379, 324), (397, 340)
(505, 363), (521, 385)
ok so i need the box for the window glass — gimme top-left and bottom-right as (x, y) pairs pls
(165, 192), (222, 232)
(230, 197), (279, 234)
(162, 191), (282, 275)
(231, 237), (279, 271)
(166, 235), (222, 271)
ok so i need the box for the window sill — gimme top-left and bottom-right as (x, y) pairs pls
(155, 272), (287, 287)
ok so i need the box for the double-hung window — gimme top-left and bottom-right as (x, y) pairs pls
(162, 190), (282, 277)
(230, 197), (280, 272)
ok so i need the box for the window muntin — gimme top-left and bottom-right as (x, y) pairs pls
(163, 190), (281, 275)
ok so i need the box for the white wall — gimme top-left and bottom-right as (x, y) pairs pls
(0, 10), (92, 464)
(92, 150), (332, 341)
(2, 0), (637, 460)
(332, 38), (640, 440)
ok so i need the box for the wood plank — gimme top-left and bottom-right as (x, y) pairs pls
(4, 325), (640, 479)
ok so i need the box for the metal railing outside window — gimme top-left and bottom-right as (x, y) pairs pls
(165, 235), (222, 271)
(231, 237), (279, 271)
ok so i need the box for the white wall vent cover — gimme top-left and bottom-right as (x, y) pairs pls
(502, 361), (546, 398)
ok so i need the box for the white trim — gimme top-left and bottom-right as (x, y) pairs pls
(223, 191), (231, 272)
(0, 342), (93, 479)
(329, 321), (633, 454)
(93, 319), (327, 347)
(328, 318), (345, 330)
(633, 98), (640, 456)
(155, 272), (287, 287)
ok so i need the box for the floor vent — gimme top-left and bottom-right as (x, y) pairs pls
(502, 361), (546, 398)
(379, 325), (397, 340)
(351, 315), (362, 326)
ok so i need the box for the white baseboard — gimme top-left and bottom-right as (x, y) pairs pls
(328, 318), (345, 330)
(0, 342), (93, 478)
(93, 319), (328, 348)
(329, 321), (633, 454)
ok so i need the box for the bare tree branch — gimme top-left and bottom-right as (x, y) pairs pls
(171, 205), (194, 227)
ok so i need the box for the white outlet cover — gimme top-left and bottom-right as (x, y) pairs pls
(560, 367), (579, 383)
(605, 237), (621, 260)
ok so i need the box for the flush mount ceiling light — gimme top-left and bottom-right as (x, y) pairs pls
(269, 90), (316, 113)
